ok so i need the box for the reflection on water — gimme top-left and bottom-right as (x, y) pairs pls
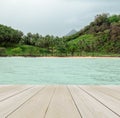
(0, 57), (120, 85)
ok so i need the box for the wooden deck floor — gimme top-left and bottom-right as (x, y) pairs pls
(0, 85), (120, 118)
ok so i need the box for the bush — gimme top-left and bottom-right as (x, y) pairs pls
(0, 47), (6, 55)
(11, 47), (22, 54)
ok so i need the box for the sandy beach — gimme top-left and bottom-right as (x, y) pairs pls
(0, 56), (120, 58)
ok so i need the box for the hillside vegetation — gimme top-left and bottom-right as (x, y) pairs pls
(0, 13), (120, 57)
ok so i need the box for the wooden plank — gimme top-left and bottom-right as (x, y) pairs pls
(80, 86), (120, 117)
(0, 86), (44, 118)
(0, 85), (22, 94)
(87, 86), (120, 101)
(7, 86), (56, 118)
(100, 85), (120, 93)
(0, 85), (119, 118)
(0, 85), (33, 102)
(45, 86), (81, 118)
(68, 86), (119, 118)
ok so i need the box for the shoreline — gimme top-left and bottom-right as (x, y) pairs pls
(0, 56), (120, 58)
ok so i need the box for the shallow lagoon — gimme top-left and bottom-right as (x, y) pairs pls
(0, 57), (120, 85)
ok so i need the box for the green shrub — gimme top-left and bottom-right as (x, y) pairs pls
(11, 47), (22, 54)
(0, 47), (6, 55)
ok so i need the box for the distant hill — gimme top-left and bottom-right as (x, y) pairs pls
(64, 14), (120, 54)
(66, 29), (77, 36)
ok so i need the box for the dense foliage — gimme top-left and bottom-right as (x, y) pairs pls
(0, 24), (23, 46)
(0, 13), (120, 56)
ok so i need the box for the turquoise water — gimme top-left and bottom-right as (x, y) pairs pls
(0, 57), (120, 85)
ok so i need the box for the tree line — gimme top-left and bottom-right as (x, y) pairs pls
(0, 13), (120, 56)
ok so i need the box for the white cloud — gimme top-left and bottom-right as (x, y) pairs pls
(0, 0), (120, 36)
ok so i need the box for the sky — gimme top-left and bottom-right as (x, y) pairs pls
(0, 0), (120, 36)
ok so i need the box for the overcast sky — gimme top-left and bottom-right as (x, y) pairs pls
(0, 0), (120, 36)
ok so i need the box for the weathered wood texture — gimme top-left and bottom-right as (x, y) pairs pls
(0, 85), (119, 118)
